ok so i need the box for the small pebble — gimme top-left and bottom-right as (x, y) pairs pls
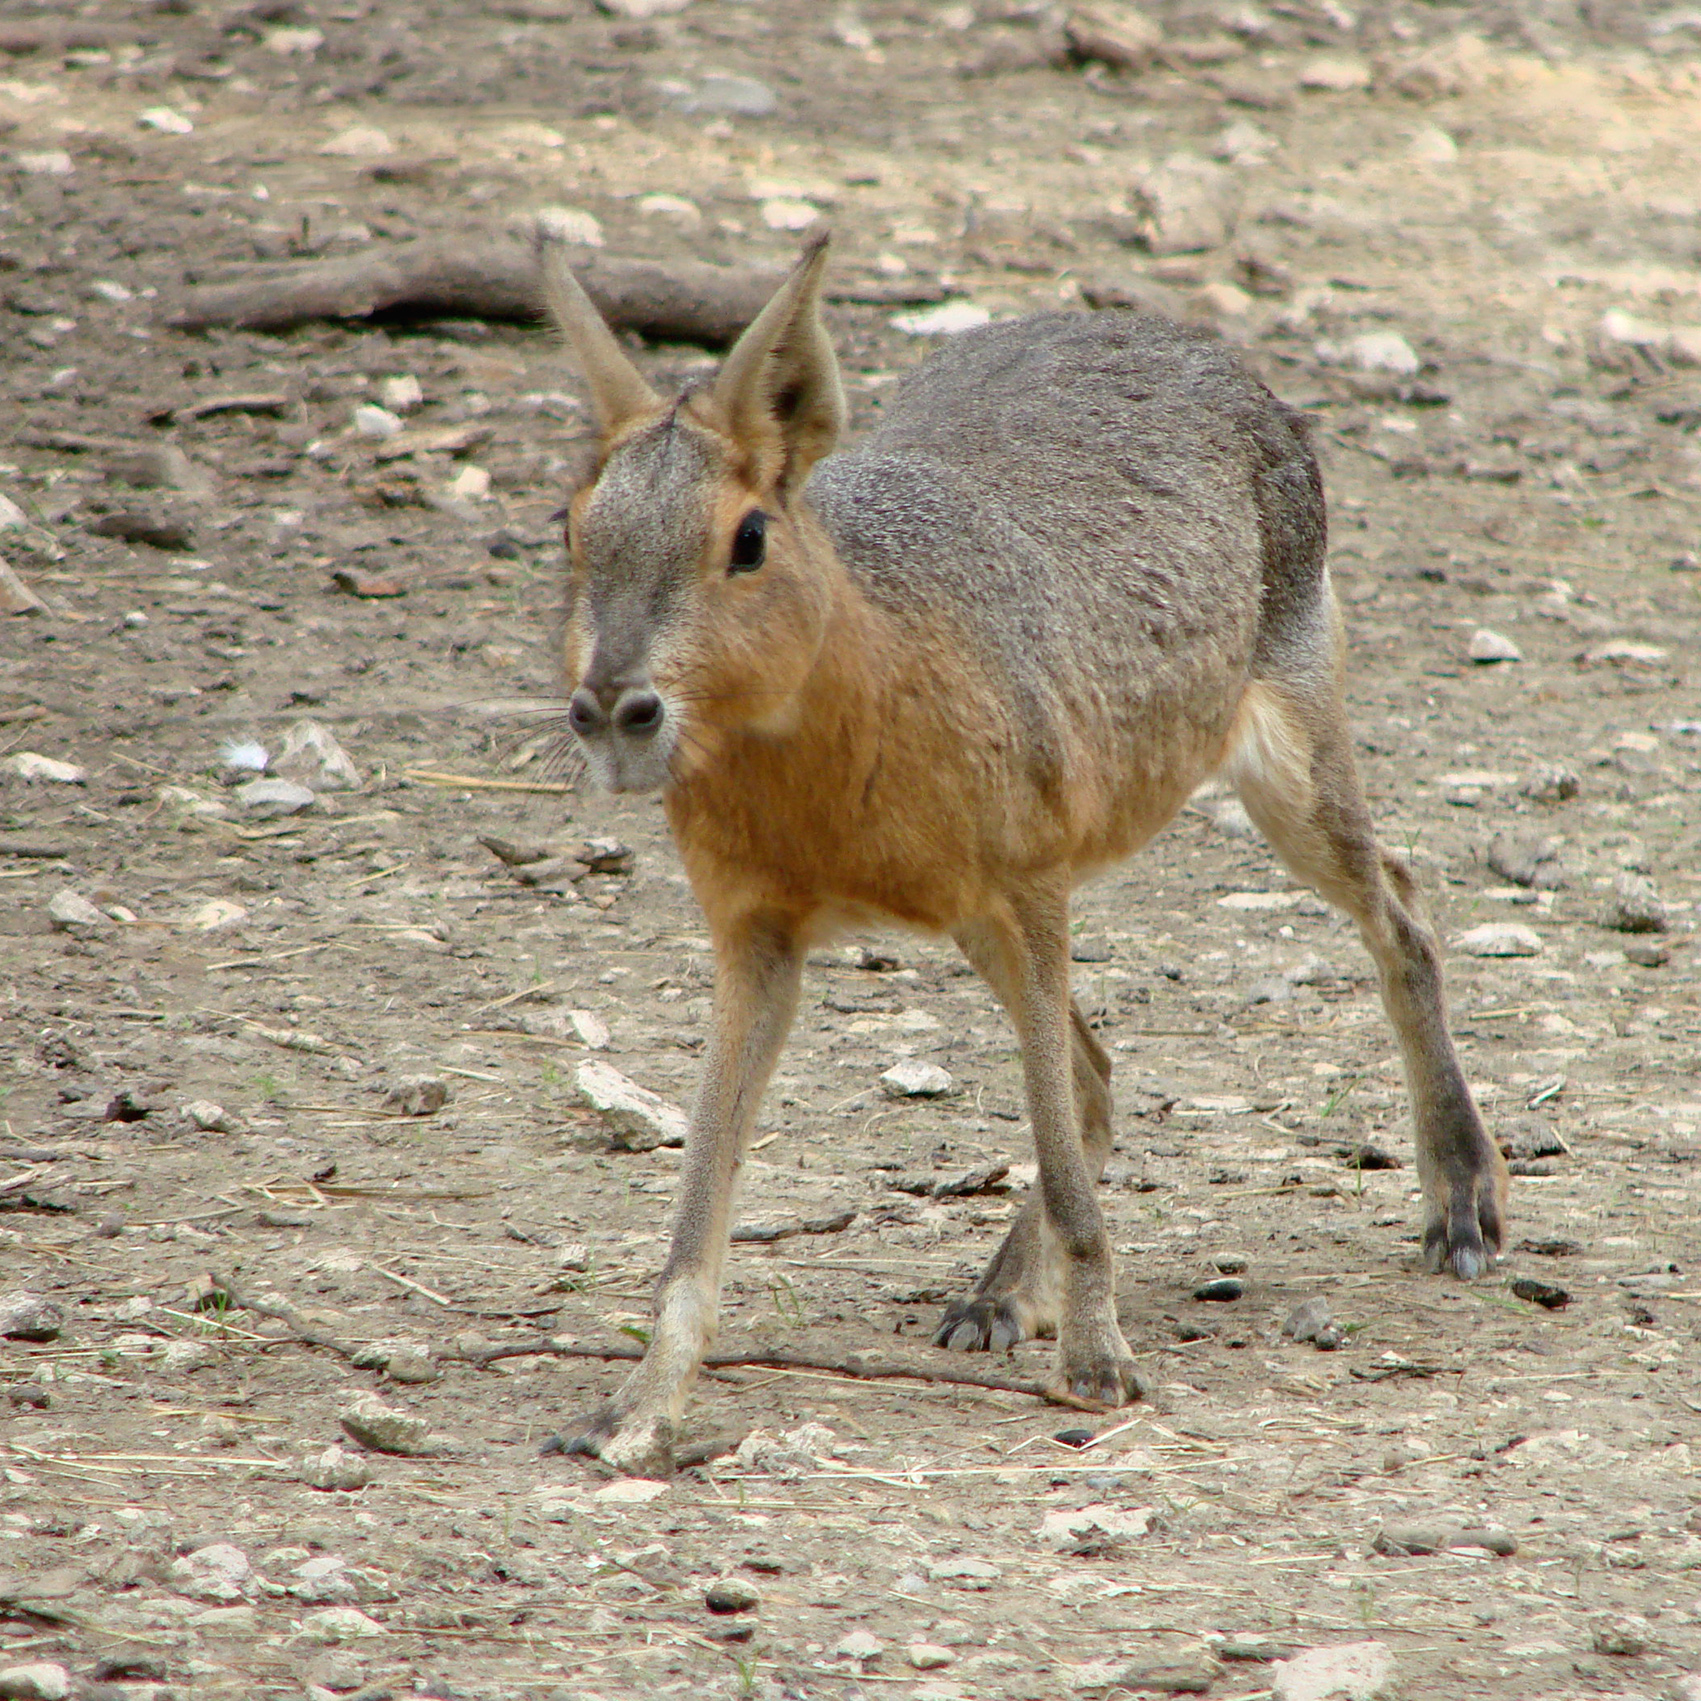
(705, 1579), (760, 1614)
(0, 1663), (71, 1701)
(1600, 872), (1667, 934)
(1054, 1428), (1096, 1448)
(339, 1393), (433, 1456)
(184, 1099), (235, 1133)
(1510, 1277), (1569, 1310)
(0, 1291), (64, 1343)
(908, 1643), (956, 1670)
(880, 1060), (953, 1098)
(1520, 761), (1579, 802)
(832, 1630), (884, 1662)
(1467, 627), (1522, 664)
(383, 1074), (449, 1116)
(1281, 1296), (1332, 1343)
(351, 403), (404, 439)
(1622, 938), (1669, 967)
(46, 888), (110, 935)
(1212, 1253), (1249, 1274)
(1454, 922), (1542, 958)
(1193, 1277), (1243, 1302)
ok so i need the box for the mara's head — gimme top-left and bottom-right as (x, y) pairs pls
(541, 232), (846, 794)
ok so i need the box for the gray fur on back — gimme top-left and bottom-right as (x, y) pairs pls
(805, 312), (1326, 700)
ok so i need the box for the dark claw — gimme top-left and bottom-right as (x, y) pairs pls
(935, 1296), (1027, 1354)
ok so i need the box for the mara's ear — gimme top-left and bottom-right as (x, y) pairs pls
(535, 227), (658, 438)
(712, 231), (845, 490)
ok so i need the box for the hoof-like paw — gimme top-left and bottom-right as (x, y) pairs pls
(1049, 1353), (1147, 1410)
(1423, 1188), (1503, 1280)
(934, 1296), (1029, 1354)
(546, 1403), (677, 1478)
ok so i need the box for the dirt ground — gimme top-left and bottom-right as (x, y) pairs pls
(3, 2), (1701, 1698)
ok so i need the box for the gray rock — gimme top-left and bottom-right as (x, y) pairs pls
(1601, 871), (1667, 933)
(1244, 976), (1292, 1006)
(299, 1444), (373, 1491)
(908, 1642), (956, 1670)
(1454, 922), (1542, 958)
(1272, 1641), (1394, 1701)
(298, 1607), (387, 1643)
(339, 1393), (433, 1456)
(384, 1345), (440, 1384)
(1486, 832), (1564, 890)
(880, 1060), (953, 1098)
(575, 1060), (688, 1150)
(168, 1542), (252, 1602)
(46, 888), (110, 936)
(0, 1291), (64, 1342)
(704, 1578), (759, 1614)
(1520, 761), (1579, 802)
(1283, 955), (1336, 986)
(1131, 153), (1242, 254)
(233, 777), (315, 816)
(832, 1629), (885, 1662)
(1467, 627), (1522, 664)
(1623, 938), (1669, 968)
(183, 1099), (235, 1133)
(383, 1074), (449, 1116)
(1282, 1296), (1332, 1343)
(674, 73), (777, 117)
(928, 1555), (1001, 1587)
(274, 720), (362, 791)
(0, 1664), (71, 1701)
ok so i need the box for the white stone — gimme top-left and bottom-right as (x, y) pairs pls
(220, 738), (269, 773)
(535, 204), (604, 247)
(351, 403), (404, 439)
(5, 752), (84, 783)
(1600, 308), (1667, 348)
(46, 889), (109, 934)
(575, 1060), (688, 1150)
(139, 106), (194, 134)
(1454, 922), (1542, 958)
(187, 899), (247, 931)
(0, 494), (28, 528)
(340, 1393), (432, 1456)
(289, 1555), (357, 1602)
(264, 25), (324, 54)
(891, 302), (992, 337)
(908, 1643), (956, 1670)
(598, 0), (694, 15)
(832, 1630), (885, 1661)
(298, 1444), (372, 1492)
(1039, 1503), (1155, 1548)
(1272, 1641), (1394, 1701)
(0, 1663), (71, 1701)
(299, 1606), (387, 1642)
(275, 719), (362, 790)
(1217, 890), (1304, 911)
(443, 464), (490, 502)
(591, 1477), (669, 1503)
(1468, 627), (1522, 663)
(1407, 124), (1457, 164)
(636, 193), (702, 227)
(377, 374), (423, 411)
(1583, 639), (1667, 665)
(1345, 331), (1420, 375)
(169, 1542), (252, 1602)
(761, 198), (821, 232)
(16, 151), (72, 176)
(318, 126), (393, 158)
(184, 1100), (235, 1132)
(234, 777), (315, 816)
(569, 1009), (611, 1049)
(158, 784), (228, 818)
(880, 1060), (953, 1098)
(1299, 53), (1372, 91)
(161, 1339), (215, 1372)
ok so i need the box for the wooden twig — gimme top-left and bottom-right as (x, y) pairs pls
(215, 1270), (1119, 1410)
(164, 240), (786, 344)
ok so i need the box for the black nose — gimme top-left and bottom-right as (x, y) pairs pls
(613, 690), (663, 737)
(568, 689), (605, 737)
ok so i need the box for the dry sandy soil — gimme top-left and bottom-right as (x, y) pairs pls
(2, 2), (1701, 1698)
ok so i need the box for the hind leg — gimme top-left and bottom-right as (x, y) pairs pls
(935, 923), (1117, 1353)
(1227, 680), (1507, 1277)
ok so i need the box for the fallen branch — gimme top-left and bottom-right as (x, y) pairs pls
(212, 1271), (1107, 1409)
(164, 239), (785, 344)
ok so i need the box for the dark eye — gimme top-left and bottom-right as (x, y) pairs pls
(729, 510), (766, 574)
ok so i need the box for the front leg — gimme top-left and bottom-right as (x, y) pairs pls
(556, 912), (802, 1474)
(952, 895), (1142, 1407)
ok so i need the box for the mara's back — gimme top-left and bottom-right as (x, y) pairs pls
(806, 311), (1327, 706)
